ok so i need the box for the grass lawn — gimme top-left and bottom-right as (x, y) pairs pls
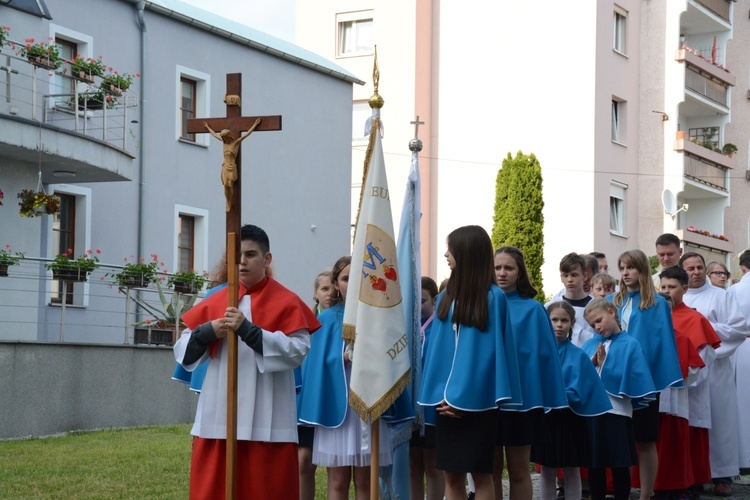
(0, 425), (340, 499)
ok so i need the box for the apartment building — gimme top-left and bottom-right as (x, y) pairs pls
(297, 0), (748, 291)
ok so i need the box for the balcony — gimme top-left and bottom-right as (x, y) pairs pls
(676, 48), (735, 89)
(674, 134), (732, 191)
(0, 50), (137, 183)
(694, 0), (731, 23)
(675, 228), (733, 254)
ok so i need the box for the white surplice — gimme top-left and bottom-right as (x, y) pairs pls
(684, 280), (746, 478)
(729, 273), (750, 469)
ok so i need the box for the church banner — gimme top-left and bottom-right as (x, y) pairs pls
(344, 117), (410, 423)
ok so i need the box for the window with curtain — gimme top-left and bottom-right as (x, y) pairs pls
(609, 181), (627, 235)
(51, 193), (77, 304)
(180, 77), (197, 141)
(337, 15), (373, 57)
(611, 100), (620, 142)
(613, 9), (627, 54)
(177, 215), (195, 272)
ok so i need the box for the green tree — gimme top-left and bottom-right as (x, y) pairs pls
(492, 151), (545, 302)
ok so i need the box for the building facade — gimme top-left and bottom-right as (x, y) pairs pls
(0, 0), (360, 343)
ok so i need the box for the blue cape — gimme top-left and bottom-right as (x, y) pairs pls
(418, 285), (522, 411)
(296, 303), (348, 427)
(611, 291), (683, 391)
(556, 339), (612, 416)
(503, 291), (568, 411)
(581, 331), (656, 405)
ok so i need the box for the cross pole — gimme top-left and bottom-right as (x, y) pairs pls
(186, 73), (282, 499)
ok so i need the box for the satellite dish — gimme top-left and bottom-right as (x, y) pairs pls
(662, 189), (677, 215)
(662, 189), (688, 219)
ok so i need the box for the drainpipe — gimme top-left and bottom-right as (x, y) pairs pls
(136, 1), (146, 264)
(134, 1), (147, 338)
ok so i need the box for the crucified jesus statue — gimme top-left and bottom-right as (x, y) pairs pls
(204, 118), (262, 211)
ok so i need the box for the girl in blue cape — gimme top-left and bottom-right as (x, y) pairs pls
(297, 256), (391, 499)
(582, 298), (656, 500)
(533, 301), (612, 500)
(417, 226), (521, 500)
(492, 247), (569, 499)
(610, 249), (682, 500)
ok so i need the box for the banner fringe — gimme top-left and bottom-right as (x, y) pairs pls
(349, 370), (411, 424)
(342, 323), (356, 342)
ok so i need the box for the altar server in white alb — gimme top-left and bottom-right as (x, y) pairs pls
(174, 224), (321, 500)
(680, 251), (746, 497)
(730, 250), (750, 479)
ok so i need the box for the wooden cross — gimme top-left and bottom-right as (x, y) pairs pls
(411, 115), (424, 140)
(186, 73), (282, 499)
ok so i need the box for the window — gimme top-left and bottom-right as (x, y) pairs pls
(55, 38), (77, 96)
(178, 215), (195, 272)
(174, 206), (208, 275)
(180, 78), (197, 142)
(610, 181), (627, 235)
(611, 98), (626, 144)
(51, 193), (76, 305)
(48, 25), (94, 109)
(176, 66), (210, 146)
(613, 8), (627, 55)
(48, 185), (93, 306)
(337, 12), (374, 57)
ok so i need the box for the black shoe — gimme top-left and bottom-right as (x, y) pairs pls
(467, 493), (475, 500)
(556, 486), (565, 499)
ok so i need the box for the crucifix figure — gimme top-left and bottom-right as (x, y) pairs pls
(185, 73), (282, 499)
(204, 118), (262, 211)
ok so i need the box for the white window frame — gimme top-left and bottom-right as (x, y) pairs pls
(609, 180), (627, 236)
(49, 25), (95, 105)
(611, 98), (627, 144)
(47, 184), (93, 306)
(613, 7), (627, 55)
(175, 66), (211, 147)
(336, 11), (374, 58)
(173, 205), (209, 275)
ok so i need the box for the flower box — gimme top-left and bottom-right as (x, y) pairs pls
(134, 327), (174, 346)
(75, 71), (95, 84)
(27, 55), (57, 70)
(52, 269), (89, 282)
(119, 273), (151, 288)
(172, 280), (198, 295)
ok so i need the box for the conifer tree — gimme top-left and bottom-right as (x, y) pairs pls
(492, 151), (545, 302)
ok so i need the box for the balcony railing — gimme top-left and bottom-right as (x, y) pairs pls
(0, 258), (204, 345)
(685, 66), (728, 105)
(695, 0), (731, 22)
(674, 135), (732, 190)
(0, 49), (138, 152)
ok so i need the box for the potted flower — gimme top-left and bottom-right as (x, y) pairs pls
(19, 37), (63, 69)
(17, 189), (61, 217)
(76, 91), (116, 110)
(45, 248), (101, 282)
(722, 143), (737, 158)
(70, 55), (106, 83)
(0, 26), (9, 49)
(107, 254), (162, 288)
(168, 269), (209, 295)
(101, 70), (139, 95)
(0, 244), (24, 277)
(131, 279), (199, 345)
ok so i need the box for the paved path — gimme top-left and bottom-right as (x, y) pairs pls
(518, 474), (750, 499)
